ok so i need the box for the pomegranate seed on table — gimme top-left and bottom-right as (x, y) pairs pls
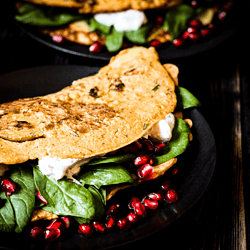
(61, 216), (72, 229)
(92, 220), (106, 233)
(161, 180), (171, 192)
(43, 228), (61, 242)
(189, 32), (200, 42)
(189, 20), (202, 28)
(117, 217), (131, 231)
(149, 39), (162, 48)
(46, 218), (66, 231)
(182, 30), (190, 40)
(30, 226), (43, 239)
(89, 41), (103, 53)
(36, 189), (48, 205)
(200, 27), (212, 37)
(128, 196), (141, 209)
(78, 223), (94, 237)
(187, 27), (198, 34)
(0, 178), (16, 195)
(143, 198), (159, 210)
(106, 204), (119, 215)
(133, 154), (154, 166)
(127, 212), (139, 224)
(52, 35), (64, 43)
(105, 214), (116, 230)
(147, 191), (164, 203)
(165, 189), (178, 203)
(132, 201), (146, 217)
(173, 38), (185, 47)
(137, 164), (154, 181)
(140, 137), (155, 151)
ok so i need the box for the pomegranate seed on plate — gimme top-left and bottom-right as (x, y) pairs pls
(154, 142), (165, 154)
(128, 197), (141, 209)
(173, 38), (185, 47)
(127, 212), (139, 224)
(117, 217), (131, 231)
(52, 35), (64, 43)
(147, 191), (164, 203)
(46, 218), (66, 231)
(122, 142), (139, 153)
(149, 39), (162, 48)
(156, 16), (164, 23)
(190, 0), (198, 8)
(143, 198), (158, 210)
(218, 11), (227, 21)
(78, 223), (94, 237)
(106, 204), (119, 215)
(189, 19), (202, 28)
(189, 32), (200, 42)
(105, 215), (116, 230)
(182, 30), (190, 40)
(132, 201), (146, 217)
(208, 23), (215, 30)
(89, 41), (103, 53)
(187, 27), (198, 34)
(36, 189), (48, 204)
(137, 164), (154, 181)
(171, 166), (179, 175)
(140, 137), (155, 151)
(165, 189), (178, 203)
(0, 178), (16, 195)
(161, 180), (171, 192)
(133, 154), (154, 166)
(30, 226), (43, 239)
(92, 220), (106, 233)
(43, 228), (61, 242)
(61, 216), (72, 229)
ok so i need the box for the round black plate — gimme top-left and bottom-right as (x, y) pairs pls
(15, 0), (244, 61)
(0, 66), (216, 250)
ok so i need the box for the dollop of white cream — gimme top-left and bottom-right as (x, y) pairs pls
(38, 156), (93, 180)
(147, 113), (175, 142)
(94, 10), (147, 32)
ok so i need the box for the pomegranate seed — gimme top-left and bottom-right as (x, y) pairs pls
(46, 218), (65, 231)
(187, 27), (198, 34)
(43, 228), (61, 242)
(36, 190), (48, 205)
(132, 201), (146, 217)
(173, 38), (185, 47)
(154, 143), (165, 154)
(122, 142), (139, 153)
(161, 180), (171, 192)
(149, 39), (162, 48)
(208, 23), (215, 30)
(147, 192), (164, 203)
(171, 166), (179, 175)
(89, 41), (103, 53)
(143, 198), (158, 210)
(137, 164), (154, 181)
(92, 221), (105, 234)
(105, 215), (116, 230)
(61, 216), (72, 229)
(117, 217), (131, 231)
(52, 35), (64, 43)
(190, 0), (198, 8)
(135, 140), (143, 150)
(106, 204), (119, 215)
(30, 226), (43, 239)
(200, 27), (212, 37)
(127, 212), (139, 224)
(156, 16), (164, 23)
(0, 178), (16, 195)
(189, 19), (202, 28)
(140, 138), (155, 151)
(128, 196), (141, 209)
(78, 223), (94, 237)
(182, 30), (190, 40)
(218, 11), (227, 21)
(189, 32), (200, 42)
(165, 189), (178, 203)
(133, 154), (154, 166)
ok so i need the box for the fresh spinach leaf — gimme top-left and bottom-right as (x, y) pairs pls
(125, 22), (152, 44)
(15, 3), (85, 27)
(163, 4), (195, 40)
(86, 154), (135, 166)
(175, 86), (201, 110)
(77, 165), (136, 188)
(32, 165), (97, 220)
(106, 28), (125, 52)
(154, 117), (191, 165)
(89, 18), (112, 35)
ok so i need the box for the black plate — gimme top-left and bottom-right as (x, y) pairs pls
(16, 0), (244, 61)
(0, 66), (216, 250)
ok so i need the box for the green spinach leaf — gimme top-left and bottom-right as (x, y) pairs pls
(89, 18), (112, 35)
(154, 117), (191, 165)
(105, 28), (125, 52)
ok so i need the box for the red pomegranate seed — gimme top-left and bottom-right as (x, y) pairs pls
(0, 178), (16, 195)
(156, 16), (164, 23)
(132, 201), (146, 217)
(133, 154), (154, 166)
(92, 221), (105, 234)
(105, 215), (116, 230)
(161, 180), (171, 192)
(191, 0), (198, 8)
(46, 218), (65, 231)
(208, 23), (215, 30)
(43, 228), (61, 242)
(154, 143), (165, 154)
(36, 190), (48, 205)
(187, 27), (198, 34)
(200, 27), (212, 37)
(78, 223), (94, 237)
(173, 38), (185, 47)
(182, 30), (190, 40)
(171, 166), (179, 175)
(135, 140), (143, 150)
(127, 212), (139, 224)
(189, 32), (200, 42)
(143, 198), (158, 210)
(218, 11), (227, 21)
(106, 204), (119, 215)
(117, 217), (131, 231)
(189, 19), (202, 28)
(61, 216), (71, 229)
(128, 196), (141, 209)
(165, 189), (178, 203)
(137, 164), (154, 181)
(30, 226), (43, 239)
(52, 35), (64, 43)
(140, 138), (155, 151)
(122, 142), (139, 153)
(147, 192), (164, 203)
(149, 39), (162, 48)
(89, 41), (103, 53)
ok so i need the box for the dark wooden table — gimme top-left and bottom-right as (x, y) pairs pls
(1, 1), (250, 249)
